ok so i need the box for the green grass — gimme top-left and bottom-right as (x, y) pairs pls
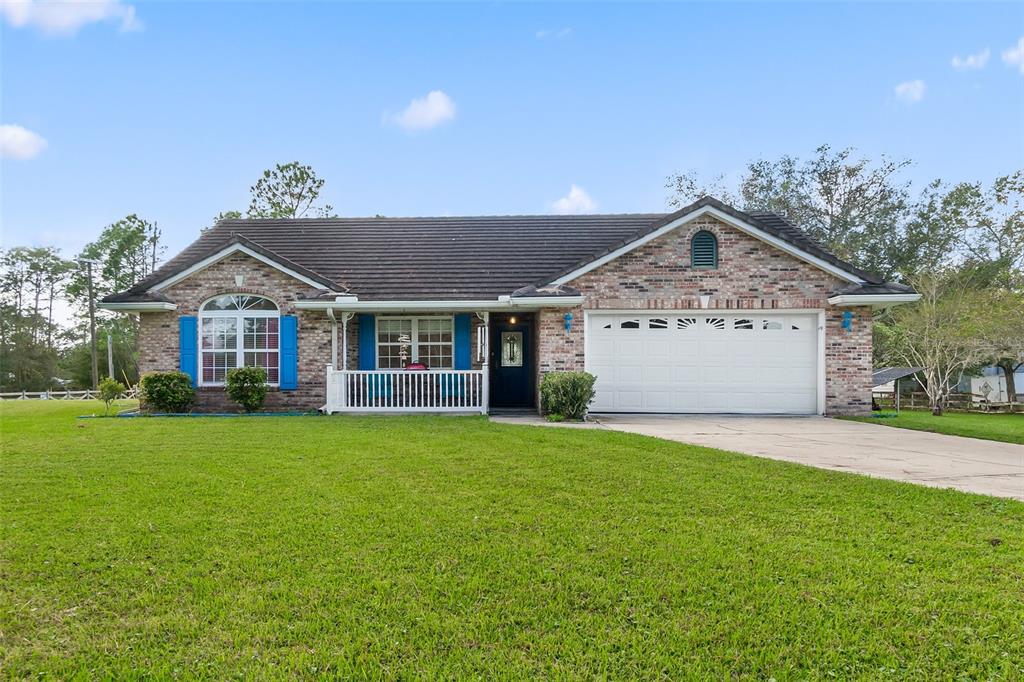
(2, 402), (1022, 679)
(844, 409), (1024, 445)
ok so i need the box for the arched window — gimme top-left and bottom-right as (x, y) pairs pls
(690, 230), (718, 269)
(199, 294), (279, 385)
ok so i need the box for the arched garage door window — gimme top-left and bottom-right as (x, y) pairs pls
(199, 294), (279, 385)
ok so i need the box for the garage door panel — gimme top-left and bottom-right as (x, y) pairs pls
(587, 313), (819, 414)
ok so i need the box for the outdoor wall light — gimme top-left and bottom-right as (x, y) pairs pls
(842, 310), (854, 331)
(563, 312), (573, 333)
(509, 316), (517, 324)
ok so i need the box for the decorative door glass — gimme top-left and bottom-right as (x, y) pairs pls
(501, 331), (523, 367)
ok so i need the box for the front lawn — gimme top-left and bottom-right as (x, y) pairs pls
(844, 410), (1024, 445)
(2, 402), (1022, 678)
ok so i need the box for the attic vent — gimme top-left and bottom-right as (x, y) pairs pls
(691, 230), (718, 269)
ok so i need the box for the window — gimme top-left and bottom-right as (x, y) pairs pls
(620, 319), (641, 329)
(705, 317), (725, 330)
(734, 318), (754, 330)
(691, 230), (718, 269)
(762, 319), (783, 331)
(648, 317), (668, 329)
(200, 294), (279, 385)
(376, 317), (453, 369)
(676, 317), (697, 330)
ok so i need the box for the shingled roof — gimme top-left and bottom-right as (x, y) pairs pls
(104, 197), (883, 304)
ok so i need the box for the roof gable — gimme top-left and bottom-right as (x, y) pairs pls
(543, 198), (874, 287)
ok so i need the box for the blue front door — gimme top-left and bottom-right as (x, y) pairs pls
(490, 314), (534, 408)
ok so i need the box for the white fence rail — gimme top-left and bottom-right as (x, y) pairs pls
(0, 388), (139, 401)
(325, 366), (487, 413)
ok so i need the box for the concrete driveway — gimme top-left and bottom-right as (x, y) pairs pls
(594, 415), (1024, 501)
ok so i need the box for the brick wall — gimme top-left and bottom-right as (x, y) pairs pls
(536, 215), (873, 415)
(136, 253), (331, 411)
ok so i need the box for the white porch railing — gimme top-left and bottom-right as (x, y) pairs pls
(324, 366), (488, 414)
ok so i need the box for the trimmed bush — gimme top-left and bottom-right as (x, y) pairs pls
(98, 377), (126, 416)
(225, 366), (268, 413)
(139, 371), (195, 413)
(540, 371), (596, 421)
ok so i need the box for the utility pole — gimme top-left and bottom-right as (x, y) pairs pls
(78, 258), (100, 389)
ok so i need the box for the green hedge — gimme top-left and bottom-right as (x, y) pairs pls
(540, 371), (596, 421)
(226, 366), (268, 412)
(139, 371), (195, 413)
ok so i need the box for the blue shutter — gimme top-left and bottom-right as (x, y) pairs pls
(454, 313), (471, 370)
(279, 315), (298, 390)
(178, 316), (198, 386)
(358, 314), (376, 370)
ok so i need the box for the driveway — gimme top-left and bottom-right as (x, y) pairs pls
(594, 415), (1024, 501)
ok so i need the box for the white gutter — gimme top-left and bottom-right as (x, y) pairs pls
(294, 296), (584, 312)
(98, 301), (178, 312)
(827, 293), (921, 307)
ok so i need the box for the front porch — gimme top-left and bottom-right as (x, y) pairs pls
(313, 305), (550, 414)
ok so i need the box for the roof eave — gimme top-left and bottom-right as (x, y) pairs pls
(98, 301), (178, 312)
(827, 293), (921, 307)
(294, 296), (584, 312)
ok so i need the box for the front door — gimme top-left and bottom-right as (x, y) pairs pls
(490, 314), (534, 408)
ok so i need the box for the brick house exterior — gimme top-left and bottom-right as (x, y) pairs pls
(105, 198), (916, 416)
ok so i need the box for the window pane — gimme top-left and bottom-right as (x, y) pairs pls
(418, 343), (452, 369)
(202, 351), (236, 383)
(245, 352), (279, 383)
(378, 344), (406, 369)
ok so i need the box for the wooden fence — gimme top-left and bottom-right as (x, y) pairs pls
(873, 391), (1022, 413)
(0, 387), (138, 401)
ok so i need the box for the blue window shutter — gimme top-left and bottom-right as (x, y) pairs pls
(280, 315), (298, 390)
(178, 316), (198, 386)
(454, 313), (471, 370)
(358, 314), (376, 370)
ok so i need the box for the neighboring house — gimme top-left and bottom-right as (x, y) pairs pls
(963, 366), (1024, 403)
(100, 197), (918, 415)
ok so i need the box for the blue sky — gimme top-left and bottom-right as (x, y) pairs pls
(2, 1), (1023, 258)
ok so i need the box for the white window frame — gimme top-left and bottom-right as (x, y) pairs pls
(199, 294), (280, 387)
(375, 315), (455, 370)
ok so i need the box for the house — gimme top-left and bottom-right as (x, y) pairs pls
(100, 197), (919, 415)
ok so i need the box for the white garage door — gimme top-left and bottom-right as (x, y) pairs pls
(587, 312), (821, 414)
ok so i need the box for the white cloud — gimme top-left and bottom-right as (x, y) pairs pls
(894, 79), (926, 104)
(385, 90), (456, 132)
(0, 124), (47, 160)
(951, 48), (990, 71)
(550, 185), (597, 215)
(1002, 37), (1024, 74)
(0, 0), (140, 35)
(536, 27), (572, 40)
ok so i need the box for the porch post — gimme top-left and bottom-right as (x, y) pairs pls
(480, 311), (490, 414)
(341, 312), (353, 371)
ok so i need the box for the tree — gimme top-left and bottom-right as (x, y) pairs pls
(879, 271), (997, 414)
(0, 247), (73, 391)
(68, 215), (164, 302)
(960, 171), (1024, 281)
(985, 289), (1024, 401)
(247, 161), (335, 219)
(666, 146), (948, 280)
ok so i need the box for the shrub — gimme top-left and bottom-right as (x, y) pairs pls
(225, 366), (268, 412)
(98, 377), (126, 416)
(139, 371), (195, 413)
(540, 371), (596, 421)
